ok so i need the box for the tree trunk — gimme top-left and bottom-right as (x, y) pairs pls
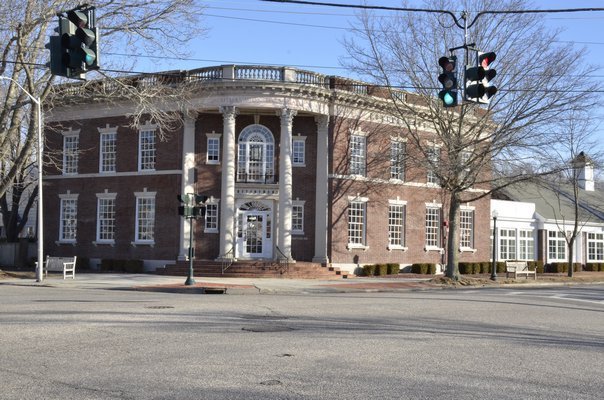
(446, 192), (461, 280)
(568, 239), (574, 278)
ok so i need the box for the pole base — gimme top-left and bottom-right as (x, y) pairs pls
(184, 276), (196, 286)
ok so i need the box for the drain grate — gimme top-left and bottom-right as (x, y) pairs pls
(242, 326), (294, 333)
(144, 305), (175, 309)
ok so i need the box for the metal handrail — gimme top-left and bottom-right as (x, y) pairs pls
(274, 246), (290, 275)
(220, 248), (235, 274)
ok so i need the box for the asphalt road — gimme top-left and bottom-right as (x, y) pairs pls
(1, 285), (602, 399)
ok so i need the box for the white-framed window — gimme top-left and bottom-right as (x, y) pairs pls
(204, 200), (219, 233)
(206, 133), (221, 164)
(388, 200), (406, 249)
(349, 134), (366, 176)
(425, 205), (441, 249)
(292, 201), (305, 234)
(390, 139), (406, 180)
(426, 145), (440, 186)
(237, 124), (275, 183)
(138, 126), (156, 171)
(348, 197), (368, 248)
(587, 232), (604, 261)
(135, 191), (156, 243)
(63, 132), (79, 175)
(96, 193), (117, 243)
(59, 193), (78, 242)
(548, 230), (566, 261)
(292, 136), (306, 166)
(99, 131), (117, 173)
(459, 208), (475, 250)
(499, 229), (517, 260)
(518, 229), (535, 260)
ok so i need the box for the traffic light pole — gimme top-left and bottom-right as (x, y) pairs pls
(0, 76), (44, 283)
(185, 214), (196, 286)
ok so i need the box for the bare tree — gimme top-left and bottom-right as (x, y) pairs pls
(537, 108), (602, 277)
(342, 0), (602, 279)
(0, 0), (206, 240)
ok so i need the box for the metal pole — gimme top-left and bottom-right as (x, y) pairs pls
(184, 215), (196, 286)
(491, 215), (498, 281)
(36, 99), (43, 282)
(0, 76), (43, 282)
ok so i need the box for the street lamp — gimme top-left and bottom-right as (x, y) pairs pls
(491, 210), (498, 281)
(177, 193), (208, 286)
(0, 76), (43, 282)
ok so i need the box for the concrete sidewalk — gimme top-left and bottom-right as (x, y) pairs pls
(0, 272), (436, 295)
(2, 272), (604, 295)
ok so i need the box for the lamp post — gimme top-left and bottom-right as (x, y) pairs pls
(0, 76), (43, 282)
(177, 193), (208, 286)
(491, 210), (498, 281)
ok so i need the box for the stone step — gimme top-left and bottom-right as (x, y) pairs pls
(155, 260), (348, 279)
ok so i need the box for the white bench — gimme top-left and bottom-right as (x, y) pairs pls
(38, 256), (77, 279)
(505, 261), (536, 280)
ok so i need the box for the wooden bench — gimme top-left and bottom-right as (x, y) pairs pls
(38, 256), (77, 279)
(505, 261), (536, 280)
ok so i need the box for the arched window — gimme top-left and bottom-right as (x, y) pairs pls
(237, 124), (275, 183)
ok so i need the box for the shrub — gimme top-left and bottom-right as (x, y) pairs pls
(496, 261), (506, 273)
(386, 263), (400, 275)
(458, 262), (471, 275)
(528, 260), (544, 274)
(548, 262), (567, 273)
(427, 263), (437, 275)
(76, 257), (90, 271)
(480, 262), (491, 274)
(124, 259), (144, 273)
(100, 259), (114, 272)
(362, 264), (376, 276)
(411, 263), (429, 274)
(600, 263), (604, 272)
(375, 264), (388, 276)
(585, 263), (598, 271)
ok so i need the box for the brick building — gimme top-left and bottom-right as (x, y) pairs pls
(44, 65), (491, 274)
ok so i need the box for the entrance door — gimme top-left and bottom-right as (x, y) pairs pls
(237, 210), (273, 259)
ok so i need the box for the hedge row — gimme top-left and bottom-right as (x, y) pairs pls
(410, 263), (437, 275)
(584, 263), (604, 272)
(100, 259), (144, 273)
(455, 261), (604, 274)
(545, 262), (582, 273)
(360, 263), (400, 276)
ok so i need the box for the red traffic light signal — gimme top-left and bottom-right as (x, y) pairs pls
(465, 51), (497, 104)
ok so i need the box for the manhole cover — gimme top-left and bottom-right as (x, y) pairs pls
(242, 326), (294, 333)
(260, 380), (282, 386)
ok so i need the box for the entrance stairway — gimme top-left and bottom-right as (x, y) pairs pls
(155, 260), (349, 279)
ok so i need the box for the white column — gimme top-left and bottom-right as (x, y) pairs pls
(219, 106), (237, 259)
(313, 114), (330, 264)
(278, 108), (297, 260)
(178, 111), (197, 260)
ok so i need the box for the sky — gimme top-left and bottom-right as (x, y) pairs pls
(123, 0), (604, 146)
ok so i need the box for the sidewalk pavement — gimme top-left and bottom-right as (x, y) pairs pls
(1, 272), (603, 295)
(0, 273), (437, 295)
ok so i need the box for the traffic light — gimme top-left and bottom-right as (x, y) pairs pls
(465, 51), (497, 104)
(438, 55), (458, 108)
(46, 6), (99, 79)
(178, 194), (208, 218)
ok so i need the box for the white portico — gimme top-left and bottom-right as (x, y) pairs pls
(175, 66), (332, 264)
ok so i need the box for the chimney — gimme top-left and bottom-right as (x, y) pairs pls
(573, 151), (595, 192)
